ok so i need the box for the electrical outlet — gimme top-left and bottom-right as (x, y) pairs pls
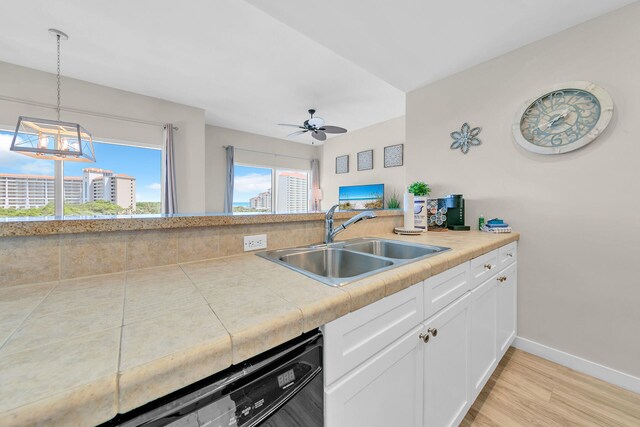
(243, 234), (267, 251)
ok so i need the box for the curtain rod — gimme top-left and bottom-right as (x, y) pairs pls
(0, 95), (178, 130)
(224, 145), (315, 161)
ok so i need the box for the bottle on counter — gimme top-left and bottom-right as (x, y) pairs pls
(479, 214), (485, 230)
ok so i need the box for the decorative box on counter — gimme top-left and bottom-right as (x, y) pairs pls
(427, 198), (448, 231)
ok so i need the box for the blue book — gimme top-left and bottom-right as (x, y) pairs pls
(486, 222), (509, 228)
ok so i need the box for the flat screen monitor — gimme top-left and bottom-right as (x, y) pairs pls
(338, 184), (384, 210)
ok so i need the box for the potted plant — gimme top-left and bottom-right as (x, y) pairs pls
(407, 181), (431, 197)
(408, 181), (431, 229)
(386, 190), (401, 209)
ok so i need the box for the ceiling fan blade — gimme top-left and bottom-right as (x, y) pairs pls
(278, 123), (304, 128)
(320, 125), (347, 134)
(312, 130), (327, 141)
(287, 130), (307, 137)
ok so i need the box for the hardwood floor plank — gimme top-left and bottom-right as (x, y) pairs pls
(552, 369), (640, 418)
(491, 363), (554, 402)
(462, 347), (640, 426)
(551, 384), (639, 427)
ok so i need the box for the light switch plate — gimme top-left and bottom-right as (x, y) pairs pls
(244, 234), (267, 251)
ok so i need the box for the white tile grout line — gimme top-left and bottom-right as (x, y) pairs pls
(185, 263), (307, 365)
(0, 282), (126, 357)
(179, 262), (222, 311)
(124, 231), (129, 273)
(115, 274), (127, 412)
(57, 235), (62, 281)
(0, 281), (58, 351)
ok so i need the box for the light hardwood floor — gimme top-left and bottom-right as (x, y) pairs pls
(461, 348), (640, 426)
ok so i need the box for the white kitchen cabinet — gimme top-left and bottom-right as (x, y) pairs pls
(323, 242), (518, 427)
(325, 326), (424, 427)
(498, 241), (517, 269)
(469, 275), (498, 400)
(423, 293), (470, 427)
(469, 249), (499, 290)
(423, 262), (470, 319)
(497, 262), (517, 357)
(323, 284), (423, 386)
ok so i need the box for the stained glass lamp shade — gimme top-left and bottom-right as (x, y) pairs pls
(10, 116), (95, 162)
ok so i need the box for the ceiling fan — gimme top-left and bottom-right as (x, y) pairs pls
(279, 109), (347, 143)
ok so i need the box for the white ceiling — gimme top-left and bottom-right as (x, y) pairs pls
(0, 0), (635, 143)
(0, 0), (404, 144)
(246, 0), (637, 93)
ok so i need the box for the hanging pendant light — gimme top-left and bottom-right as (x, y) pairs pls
(10, 29), (96, 162)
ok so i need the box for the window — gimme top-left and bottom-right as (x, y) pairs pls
(232, 164), (309, 214)
(0, 130), (56, 216)
(0, 129), (161, 217)
(233, 165), (273, 213)
(275, 169), (309, 213)
(64, 141), (161, 216)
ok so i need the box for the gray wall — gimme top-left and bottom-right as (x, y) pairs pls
(205, 125), (320, 212)
(0, 61), (206, 213)
(319, 116), (405, 209)
(406, 3), (640, 376)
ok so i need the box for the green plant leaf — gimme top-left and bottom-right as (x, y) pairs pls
(407, 181), (430, 196)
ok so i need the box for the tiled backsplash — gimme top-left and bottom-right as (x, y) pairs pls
(0, 216), (402, 287)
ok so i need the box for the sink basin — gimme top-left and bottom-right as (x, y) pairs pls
(280, 248), (393, 279)
(342, 239), (446, 260)
(257, 237), (450, 287)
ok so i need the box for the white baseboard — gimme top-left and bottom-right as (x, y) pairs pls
(513, 336), (640, 394)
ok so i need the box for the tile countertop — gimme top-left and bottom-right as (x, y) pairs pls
(0, 230), (519, 426)
(0, 210), (403, 237)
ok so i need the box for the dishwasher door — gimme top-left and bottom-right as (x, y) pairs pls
(114, 331), (322, 427)
(233, 338), (323, 427)
(258, 366), (322, 427)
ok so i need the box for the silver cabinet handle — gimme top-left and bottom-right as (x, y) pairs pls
(419, 333), (430, 343)
(484, 263), (493, 270)
(497, 276), (507, 283)
(428, 328), (438, 337)
(507, 253), (513, 258)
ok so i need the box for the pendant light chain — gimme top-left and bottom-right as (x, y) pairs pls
(9, 28), (96, 164)
(56, 34), (61, 122)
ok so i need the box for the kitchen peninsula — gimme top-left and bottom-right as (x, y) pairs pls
(0, 211), (517, 425)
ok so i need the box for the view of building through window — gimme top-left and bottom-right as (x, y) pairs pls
(0, 130), (162, 217)
(233, 164), (308, 213)
(233, 165), (273, 213)
(276, 170), (309, 213)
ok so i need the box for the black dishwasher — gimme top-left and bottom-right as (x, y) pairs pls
(108, 330), (323, 427)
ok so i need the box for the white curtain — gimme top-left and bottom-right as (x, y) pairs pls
(310, 158), (321, 211)
(162, 124), (178, 214)
(224, 145), (234, 213)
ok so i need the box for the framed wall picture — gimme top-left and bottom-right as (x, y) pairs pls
(335, 155), (349, 174)
(384, 144), (403, 168)
(339, 183), (384, 210)
(357, 150), (374, 171)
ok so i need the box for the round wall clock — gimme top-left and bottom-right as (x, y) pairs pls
(512, 81), (613, 154)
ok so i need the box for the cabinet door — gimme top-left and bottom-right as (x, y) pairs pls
(497, 262), (517, 357)
(423, 293), (470, 427)
(323, 284), (423, 386)
(325, 326), (424, 427)
(470, 276), (498, 400)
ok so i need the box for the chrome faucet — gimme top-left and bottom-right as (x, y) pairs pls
(324, 204), (377, 244)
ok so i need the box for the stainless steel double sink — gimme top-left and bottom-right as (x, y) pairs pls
(257, 238), (450, 287)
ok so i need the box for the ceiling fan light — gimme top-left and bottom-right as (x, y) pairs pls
(308, 117), (325, 128)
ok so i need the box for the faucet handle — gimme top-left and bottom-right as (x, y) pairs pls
(326, 204), (339, 218)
